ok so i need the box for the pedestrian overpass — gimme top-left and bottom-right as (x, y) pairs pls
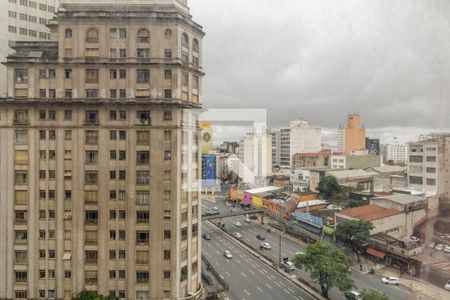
(201, 209), (262, 221)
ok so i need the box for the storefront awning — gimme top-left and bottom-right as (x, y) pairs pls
(367, 247), (385, 259)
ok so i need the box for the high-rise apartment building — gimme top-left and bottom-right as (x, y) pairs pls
(338, 114), (366, 155)
(365, 137), (380, 155)
(382, 137), (407, 165)
(270, 127), (290, 167)
(1, 0), (60, 97)
(289, 120), (321, 166)
(271, 130), (280, 166)
(238, 132), (272, 185)
(407, 133), (450, 196)
(0, 0), (204, 299)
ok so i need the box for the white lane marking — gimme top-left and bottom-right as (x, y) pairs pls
(215, 250), (220, 254)
(225, 272), (231, 277)
(285, 288), (292, 294)
(274, 281), (281, 287)
(244, 289), (251, 296)
(287, 288), (294, 293)
(220, 275), (224, 279)
(248, 269), (255, 275)
(258, 270), (264, 274)
(278, 281), (285, 287)
(265, 283), (272, 289)
(236, 259), (241, 264)
(257, 286), (263, 293)
(288, 251), (294, 256)
(215, 262), (220, 266)
(241, 272), (247, 278)
(266, 275), (271, 280)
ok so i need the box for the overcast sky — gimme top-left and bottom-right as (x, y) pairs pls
(189, 0), (450, 144)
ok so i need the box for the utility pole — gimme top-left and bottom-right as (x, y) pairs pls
(278, 202), (283, 267)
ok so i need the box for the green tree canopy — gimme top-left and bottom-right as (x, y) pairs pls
(361, 288), (390, 300)
(318, 176), (341, 200)
(72, 291), (118, 300)
(293, 240), (354, 298)
(336, 219), (374, 248)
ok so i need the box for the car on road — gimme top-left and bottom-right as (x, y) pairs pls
(256, 234), (266, 240)
(260, 242), (271, 250)
(249, 215), (258, 220)
(344, 290), (362, 300)
(223, 250), (233, 259)
(212, 206), (219, 211)
(381, 276), (399, 285)
(244, 217), (251, 223)
(436, 244), (444, 251)
(233, 221), (242, 227)
(281, 260), (296, 272)
(233, 232), (242, 239)
(409, 236), (420, 242)
(202, 233), (211, 240)
(445, 280), (450, 291)
(428, 242), (436, 249)
(444, 246), (450, 253)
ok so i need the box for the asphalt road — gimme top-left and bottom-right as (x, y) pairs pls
(202, 197), (435, 300)
(202, 221), (316, 300)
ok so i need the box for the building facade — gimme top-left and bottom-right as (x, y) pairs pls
(339, 114), (365, 155)
(366, 137), (380, 155)
(0, 0), (204, 299)
(238, 132), (272, 185)
(289, 120), (321, 166)
(382, 138), (407, 165)
(291, 150), (330, 170)
(1, 0), (60, 98)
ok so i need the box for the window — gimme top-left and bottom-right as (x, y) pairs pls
(39, 69), (47, 79)
(15, 171), (28, 185)
(426, 178), (436, 186)
(85, 171), (98, 184)
(110, 28), (118, 39)
(136, 211), (149, 223)
(65, 89), (72, 98)
(137, 151), (149, 164)
(409, 176), (423, 185)
(181, 227), (188, 241)
(136, 69), (150, 83)
(15, 271), (27, 283)
(164, 271), (171, 279)
(164, 69), (172, 80)
(137, 29), (150, 43)
(426, 167), (436, 173)
(119, 151), (126, 160)
(86, 89), (98, 98)
(15, 150), (28, 165)
(136, 251), (149, 264)
(409, 156), (423, 163)
(119, 170), (126, 180)
(164, 230), (171, 239)
(120, 28), (127, 38)
(136, 111), (150, 125)
(86, 28), (99, 43)
(136, 271), (149, 283)
(119, 111), (127, 119)
(48, 89), (56, 98)
(120, 89), (126, 98)
(15, 130), (27, 144)
(86, 69), (99, 83)
(15, 69), (28, 83)
(110, 150), (117, 160)
(85, 210), (98, 224)
(110, 89), (117, 98)
(110, 48), (117, 58)
(85, 151), (98, 164)
(136, 231), (149, 244)
(137, 131), (150, 144)
(180, 266), (188, 281)
(15, 191), (28, 205)
(136, 171), (150, 185)
(119, 131), (126, 140)
(85, 111), (98, 125)
(15, 291), (27, 300)
(85, 231), (97, 245)
(165, 29), (172, 39)
(119, 69), (126, 79)
(164, 49), (172, 58)
(136, 192), (149, 205)
(426, 156), (436, 162)
(163, 111), (172, 120)
(48, 69), (56, 78)
(137, 48), (150, 58)
(110, 69), (117, 79)
(109, 230), (116, 240)
(109, 251), (116, 260)
(119, 49), (127, 58)
(163, 250), (170, 260)
(164, 90), (172, 99)
(164, 151), (172, 160)
(193, 75), (199, 89)
(181, 33), (189, 48)
(193, 38), (199, 52)
(85, 130), (98, 144)
(15, 251), (27, 264)
(65, 28), (72, 38)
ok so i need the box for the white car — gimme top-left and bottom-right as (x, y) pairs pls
(233, 232), (242, 239)
(223, 250), (233, 259)
(381, 276), (399, 285)
(436, 244), (444, 251)
(260, 242), (271, 250)
(445, 280), (450, 291)
(409, 236), (420, 242)
(233, 221), (242, 227)
(444, 246), (450, 253)
(428, 242), (436, 249)
(281, 260), (295, 271)
(212, 207), (219, 211)
(244, 217), (251, 223)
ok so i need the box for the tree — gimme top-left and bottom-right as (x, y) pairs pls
(72, 291), (118, 300)
(361, 289), (390, 300)
(318, 176), (341, 200)
(293, 240), (354, 298)
(336, 219), (374, 268)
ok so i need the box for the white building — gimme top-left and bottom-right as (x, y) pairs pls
(290, 169), (310, 193)
(383, 138), (407, 165)
(337, 124), (345, 152)
(238, 132), (272, 185)
(289, 120), (321, 165)
(0, 0), (59, 97)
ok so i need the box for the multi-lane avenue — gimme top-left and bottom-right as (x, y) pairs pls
(202, 195), (435, 300)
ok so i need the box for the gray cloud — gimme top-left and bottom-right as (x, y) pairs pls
(189, 0), (450, 136)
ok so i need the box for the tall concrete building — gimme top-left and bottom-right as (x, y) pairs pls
(238, 132), (272, 185)
(271, 130), (281, 167)
(338, 114), (366, 155)
(407, 133), (450, 197)
(270, 127), (290, 167)
(289, 120), (321, 166)
(0, 0), (205, 299)
(0, 0), (60, 98)
(383, 137), (407, 165)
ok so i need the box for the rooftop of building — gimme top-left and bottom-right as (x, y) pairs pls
(293, 149), (337, 158)
(372, 193), (426, 204)
(296, 200), (328, 209)
(327, 169), (378, 179)
(244, 186), (282, 195)
(365, 165), (406, 174)
(338, 204), (401, 221)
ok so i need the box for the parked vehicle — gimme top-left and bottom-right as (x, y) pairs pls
(202, 233), (211, 240)
(444, 246), (450, 253)
(344, 290), (362, 300)
(409, 236), (420, 242)
(445, 280), (450, 291)
(295, 251), (305, 257)
(233, 232), (242, 239)
(381, 276), (399, 285)
(436, 244), (444, 251)
(233, 221), (242, 227)
(256, 234), (266, 240)
(212, 206), (219, 211)
(281, 259), (296, 271)
(249, 215), (258, 220)
(244, 217), (251, 223)
(223, 250), (233, 259)
(260, 243), (271, 250)
(428, 242), (436, 249)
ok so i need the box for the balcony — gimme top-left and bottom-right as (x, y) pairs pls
(13, 116), (29, 125)
(84, 118), (99, 126)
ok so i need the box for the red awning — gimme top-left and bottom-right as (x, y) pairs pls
(367, 247), (385, 259)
